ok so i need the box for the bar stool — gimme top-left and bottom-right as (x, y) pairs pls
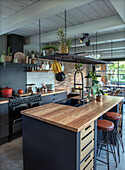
(105, 112), (124, 163)
(97, 119), (117, 170)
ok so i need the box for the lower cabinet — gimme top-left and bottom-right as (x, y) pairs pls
(22, 116), (97, 170)
(0, 103), (9, 143)
(40, 91), (67, 105)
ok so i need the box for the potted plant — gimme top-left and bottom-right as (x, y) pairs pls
(0, 50), (5, 63)
(56, 27), (71, 54)
(0, 47), (12, 63)
(75, 63), (83, 72)
(96, 84), (104, 102)
(41, 44), (59, 56)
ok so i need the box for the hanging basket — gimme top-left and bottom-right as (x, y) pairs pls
(59, 43), (68, 54)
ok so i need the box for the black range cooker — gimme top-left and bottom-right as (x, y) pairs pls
(8, 94), (41, 140)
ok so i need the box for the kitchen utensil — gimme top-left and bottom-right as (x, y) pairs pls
(1, 87), (13, 98)
(55, 72), (65, 81)
(18, 89), (23, 94)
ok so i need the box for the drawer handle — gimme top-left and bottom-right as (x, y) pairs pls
(83, 159), (92, 170)
(85, 125), (91, 131)
(82, 130), (92, 140)
(85, 154), (91, 162)
(81, 140), (92, 151)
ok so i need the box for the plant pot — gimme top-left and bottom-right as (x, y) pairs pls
(96, 95), (102, 102)
(0, 55), (5, 63)
(43, 49), (55, 56)
(59, 43), (68, 54)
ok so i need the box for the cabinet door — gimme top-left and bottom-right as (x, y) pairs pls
(40, 95), (54, 105)
(53, 92), (67, 102)
(0, 103), (9, 138)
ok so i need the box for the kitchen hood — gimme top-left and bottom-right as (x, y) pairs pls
(38, 53), (111, 64)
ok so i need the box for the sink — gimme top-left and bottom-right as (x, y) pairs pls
(56, 98), (92, 107)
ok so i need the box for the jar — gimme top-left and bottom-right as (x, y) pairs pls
(25, 56), (29, 64)
(28, 58), (31, 64)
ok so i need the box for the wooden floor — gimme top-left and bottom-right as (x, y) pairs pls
(0, 105), (125, 170)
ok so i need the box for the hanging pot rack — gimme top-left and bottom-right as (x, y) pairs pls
(38, 10), (111, 65)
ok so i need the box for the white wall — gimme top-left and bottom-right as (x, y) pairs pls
(27, 72), (54, 87)
(23, 44), (39, 54)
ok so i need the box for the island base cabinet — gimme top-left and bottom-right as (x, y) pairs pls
(22, 116), (97, 170)
(0, 103), (9, 144)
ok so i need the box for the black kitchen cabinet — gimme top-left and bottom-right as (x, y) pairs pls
(0, 103), (9, 144)
(40, 92), (67, 105)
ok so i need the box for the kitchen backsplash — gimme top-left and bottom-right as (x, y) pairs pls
(0, 64), (26, 94)
(55, 62), (88, 94)
(27, 72), (54, 88)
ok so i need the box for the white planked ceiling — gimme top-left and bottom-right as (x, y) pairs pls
(0, 0), (125, 59)
(1, 0), (118, 37)
(0, 0), (40, 20)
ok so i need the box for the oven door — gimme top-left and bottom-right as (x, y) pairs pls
(29, 101), (40, 108)
(9, 103), (28, 139)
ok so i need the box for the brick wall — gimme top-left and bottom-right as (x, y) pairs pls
(55, 62), (88, 94)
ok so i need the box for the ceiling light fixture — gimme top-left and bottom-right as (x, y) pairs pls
(79, 33), (90, 46)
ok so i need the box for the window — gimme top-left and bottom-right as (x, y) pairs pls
(95, 61), (125, 87)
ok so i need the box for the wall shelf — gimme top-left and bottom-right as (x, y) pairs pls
(26, 70), (52, 72)
(0, 62), (37, 67)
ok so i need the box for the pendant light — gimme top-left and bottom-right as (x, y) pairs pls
(39, 19), (41, 56)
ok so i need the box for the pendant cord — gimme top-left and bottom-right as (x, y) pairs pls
(75, 36), (76, 54)
(64, 10), (67, 42)
(96, 32), (97, 59)
(111, 41), (113, 59)
(39, 19), (41, 57)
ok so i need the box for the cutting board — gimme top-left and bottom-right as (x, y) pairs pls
(14, 92), (32, 97)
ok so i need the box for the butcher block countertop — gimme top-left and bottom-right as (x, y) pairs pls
(21, 96), (124, 132)
(0, 98), (9, 104)
(40, 90), (67, 96)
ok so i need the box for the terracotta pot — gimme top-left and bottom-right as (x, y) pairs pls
(96, 95), (102, 102)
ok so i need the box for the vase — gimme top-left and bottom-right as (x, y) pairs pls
(59, 43), (68, 54)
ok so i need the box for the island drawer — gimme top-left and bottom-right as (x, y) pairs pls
(81, 130), (94, 150)
(80, 150), (94, 170)
(80, 139), (94, 161)
(80, 122), (94, 139)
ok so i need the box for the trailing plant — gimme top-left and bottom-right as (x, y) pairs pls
(40, 44), (59, 52)
(75, 63), (83, 72)
(90, 71), (103, 96)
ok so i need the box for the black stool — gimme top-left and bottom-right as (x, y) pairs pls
(105, 112), (124, 163)
(97, 119), (117, 170)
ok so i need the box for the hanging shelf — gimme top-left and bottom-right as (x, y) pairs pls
(38, 53), (111, 64)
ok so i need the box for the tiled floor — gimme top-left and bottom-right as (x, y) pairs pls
(0, 107), (125, 170)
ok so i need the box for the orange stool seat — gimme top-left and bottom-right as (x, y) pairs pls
(106, 112), (122, 121)
(97, 119), (114, 131)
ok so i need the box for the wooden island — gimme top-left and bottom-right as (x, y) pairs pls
(21, 96), (124, 170)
